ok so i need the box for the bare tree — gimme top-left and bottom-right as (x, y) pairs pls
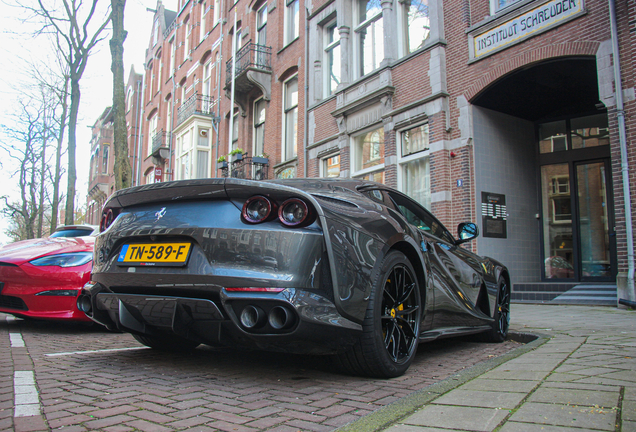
(110, 0), (131, 190)
(32, 51), (71, 234)
(0, 99), (46, 240)
(20, 0), (111, 225)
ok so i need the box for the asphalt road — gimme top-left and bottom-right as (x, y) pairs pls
(1, 313), (518, 431)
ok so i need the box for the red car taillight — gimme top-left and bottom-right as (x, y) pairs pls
(241, 196), (315, 228)
(99, 208), (120, 232)
(278, 198), (312, 227)
(242, 196), (275, 224)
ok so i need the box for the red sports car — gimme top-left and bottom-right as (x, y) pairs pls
(0, 225), (97, 321)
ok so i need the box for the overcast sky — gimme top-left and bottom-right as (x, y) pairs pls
(0, 0), (177, 245)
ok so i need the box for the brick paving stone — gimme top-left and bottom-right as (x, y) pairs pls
(314, 404), (355, 417)
(244, 416), (291, 429)
(0, 417), (13, 430)
(102, 426), (135, 432)
(13, 416), (48, 432)
(82, 414), (137, 429)
(279, 410), (327, 422)
(205, 402), (249, 414)
(267, 425), (306, 432)
(322, 412), (362, 427)
(206, 420), (259, 432)
(168, 407), (210, 419)
(169, 399), (209, 410)
(166, 416), (211, 428)
(286, 419), (334, 432)
(124, 419), (174, 432)
(129, 409), (178, 423)
(64, 406), (94, 415)
(88, 404), (137, 418)
(51, 426), (87, 432)
(243, 406), (284, 418)
(4, 312), (518, 432)
(240, 400), (278, 410)
(132, 401), (178, 414)
(48, 414), (94, 428)
(204, 410), (252, 424)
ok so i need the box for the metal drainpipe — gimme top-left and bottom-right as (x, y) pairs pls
(134, 77), (143, 186)
(303, 6), (309, 178)
(214, 0), (224, 174)
(609, 0), (634, 300)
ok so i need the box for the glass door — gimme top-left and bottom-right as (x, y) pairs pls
(576, 161), (614, 279)
(540, 160), (615, 280)
(541, 164), (574, 279)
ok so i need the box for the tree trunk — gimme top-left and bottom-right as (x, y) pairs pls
(50, 75), (69, 234)
(64, 75), (80, 226)
(37, 111), (47, 237)
(110, 0), (132, 191)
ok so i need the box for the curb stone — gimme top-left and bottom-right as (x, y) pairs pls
(334, 332), (550, 432)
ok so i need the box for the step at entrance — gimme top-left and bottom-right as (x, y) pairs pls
(550, 284), (617, 305)
(512, 283), (617, 305)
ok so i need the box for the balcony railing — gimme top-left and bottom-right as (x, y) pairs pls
(176, 94), (216, 128)
(219, 155), (270, 180)
(151, 130), (169, 155)
(225, 41), (272, 86)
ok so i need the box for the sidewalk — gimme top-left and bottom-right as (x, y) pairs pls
(337, 304), (636, 432)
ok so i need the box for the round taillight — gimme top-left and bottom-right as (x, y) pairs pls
(278, 198), (310, 227)
(242, 196), (273, 224)
(100, 209), (114, 232)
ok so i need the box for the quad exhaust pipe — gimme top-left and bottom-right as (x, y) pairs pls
(239, 304), (295, 331)
(76, 294), (92, 314)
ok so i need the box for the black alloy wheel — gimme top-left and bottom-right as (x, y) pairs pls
(381, 260), (420, 364)
(479, 276), (510, 343)
(334, 251), (422, 378)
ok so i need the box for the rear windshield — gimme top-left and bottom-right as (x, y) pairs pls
(50, 229), (94, 238)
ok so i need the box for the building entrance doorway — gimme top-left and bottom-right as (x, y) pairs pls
(471, 57), (617, 285)
(538, 114), (615, 282)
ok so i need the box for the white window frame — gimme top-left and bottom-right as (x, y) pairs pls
(282, 75), (299, 161)
(489, 0), (524, 14)
(102, 145), (110, 174)
(257, 5), (268, 46)
(397, 122), (431, 209)
(397, 0), (430, 57)
(213, 0), (220, 24)
(184, 19), (191, 59)
(323, 19), (340, 96)
(148, 113), (158, 157)
(284, 0), (299, 45)
(170, 38), (176, 75)
(253, 97), (266, 157)
(351, 124), (385, 179)
(320, 153), (341, 178)
(200, 3), (207, 43)
(353, 0), (384, 78)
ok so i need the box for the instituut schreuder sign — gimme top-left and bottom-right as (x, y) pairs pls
(472, 0), (584, 59)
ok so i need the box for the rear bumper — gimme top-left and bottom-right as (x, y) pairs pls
(81, 282), (362, 355)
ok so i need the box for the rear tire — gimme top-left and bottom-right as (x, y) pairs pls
(133, 333), (200, 352)
(335, 251), (422, 378)
(478, 276), (510, 343)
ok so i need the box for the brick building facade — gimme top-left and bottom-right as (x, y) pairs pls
(88, 0), (634, 303)
(86, 69), (143, 226)
(305, 0), (634, 302)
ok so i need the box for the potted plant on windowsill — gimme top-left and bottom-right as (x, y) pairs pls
(229, 148), (244, 162)
(252, 153), (269, 165)
(217, 155), (228, 169)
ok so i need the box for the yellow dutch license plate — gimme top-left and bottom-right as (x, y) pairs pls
(117, 243), (192, 266)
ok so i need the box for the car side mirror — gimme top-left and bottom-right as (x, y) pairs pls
(457, 222), (479, 244)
